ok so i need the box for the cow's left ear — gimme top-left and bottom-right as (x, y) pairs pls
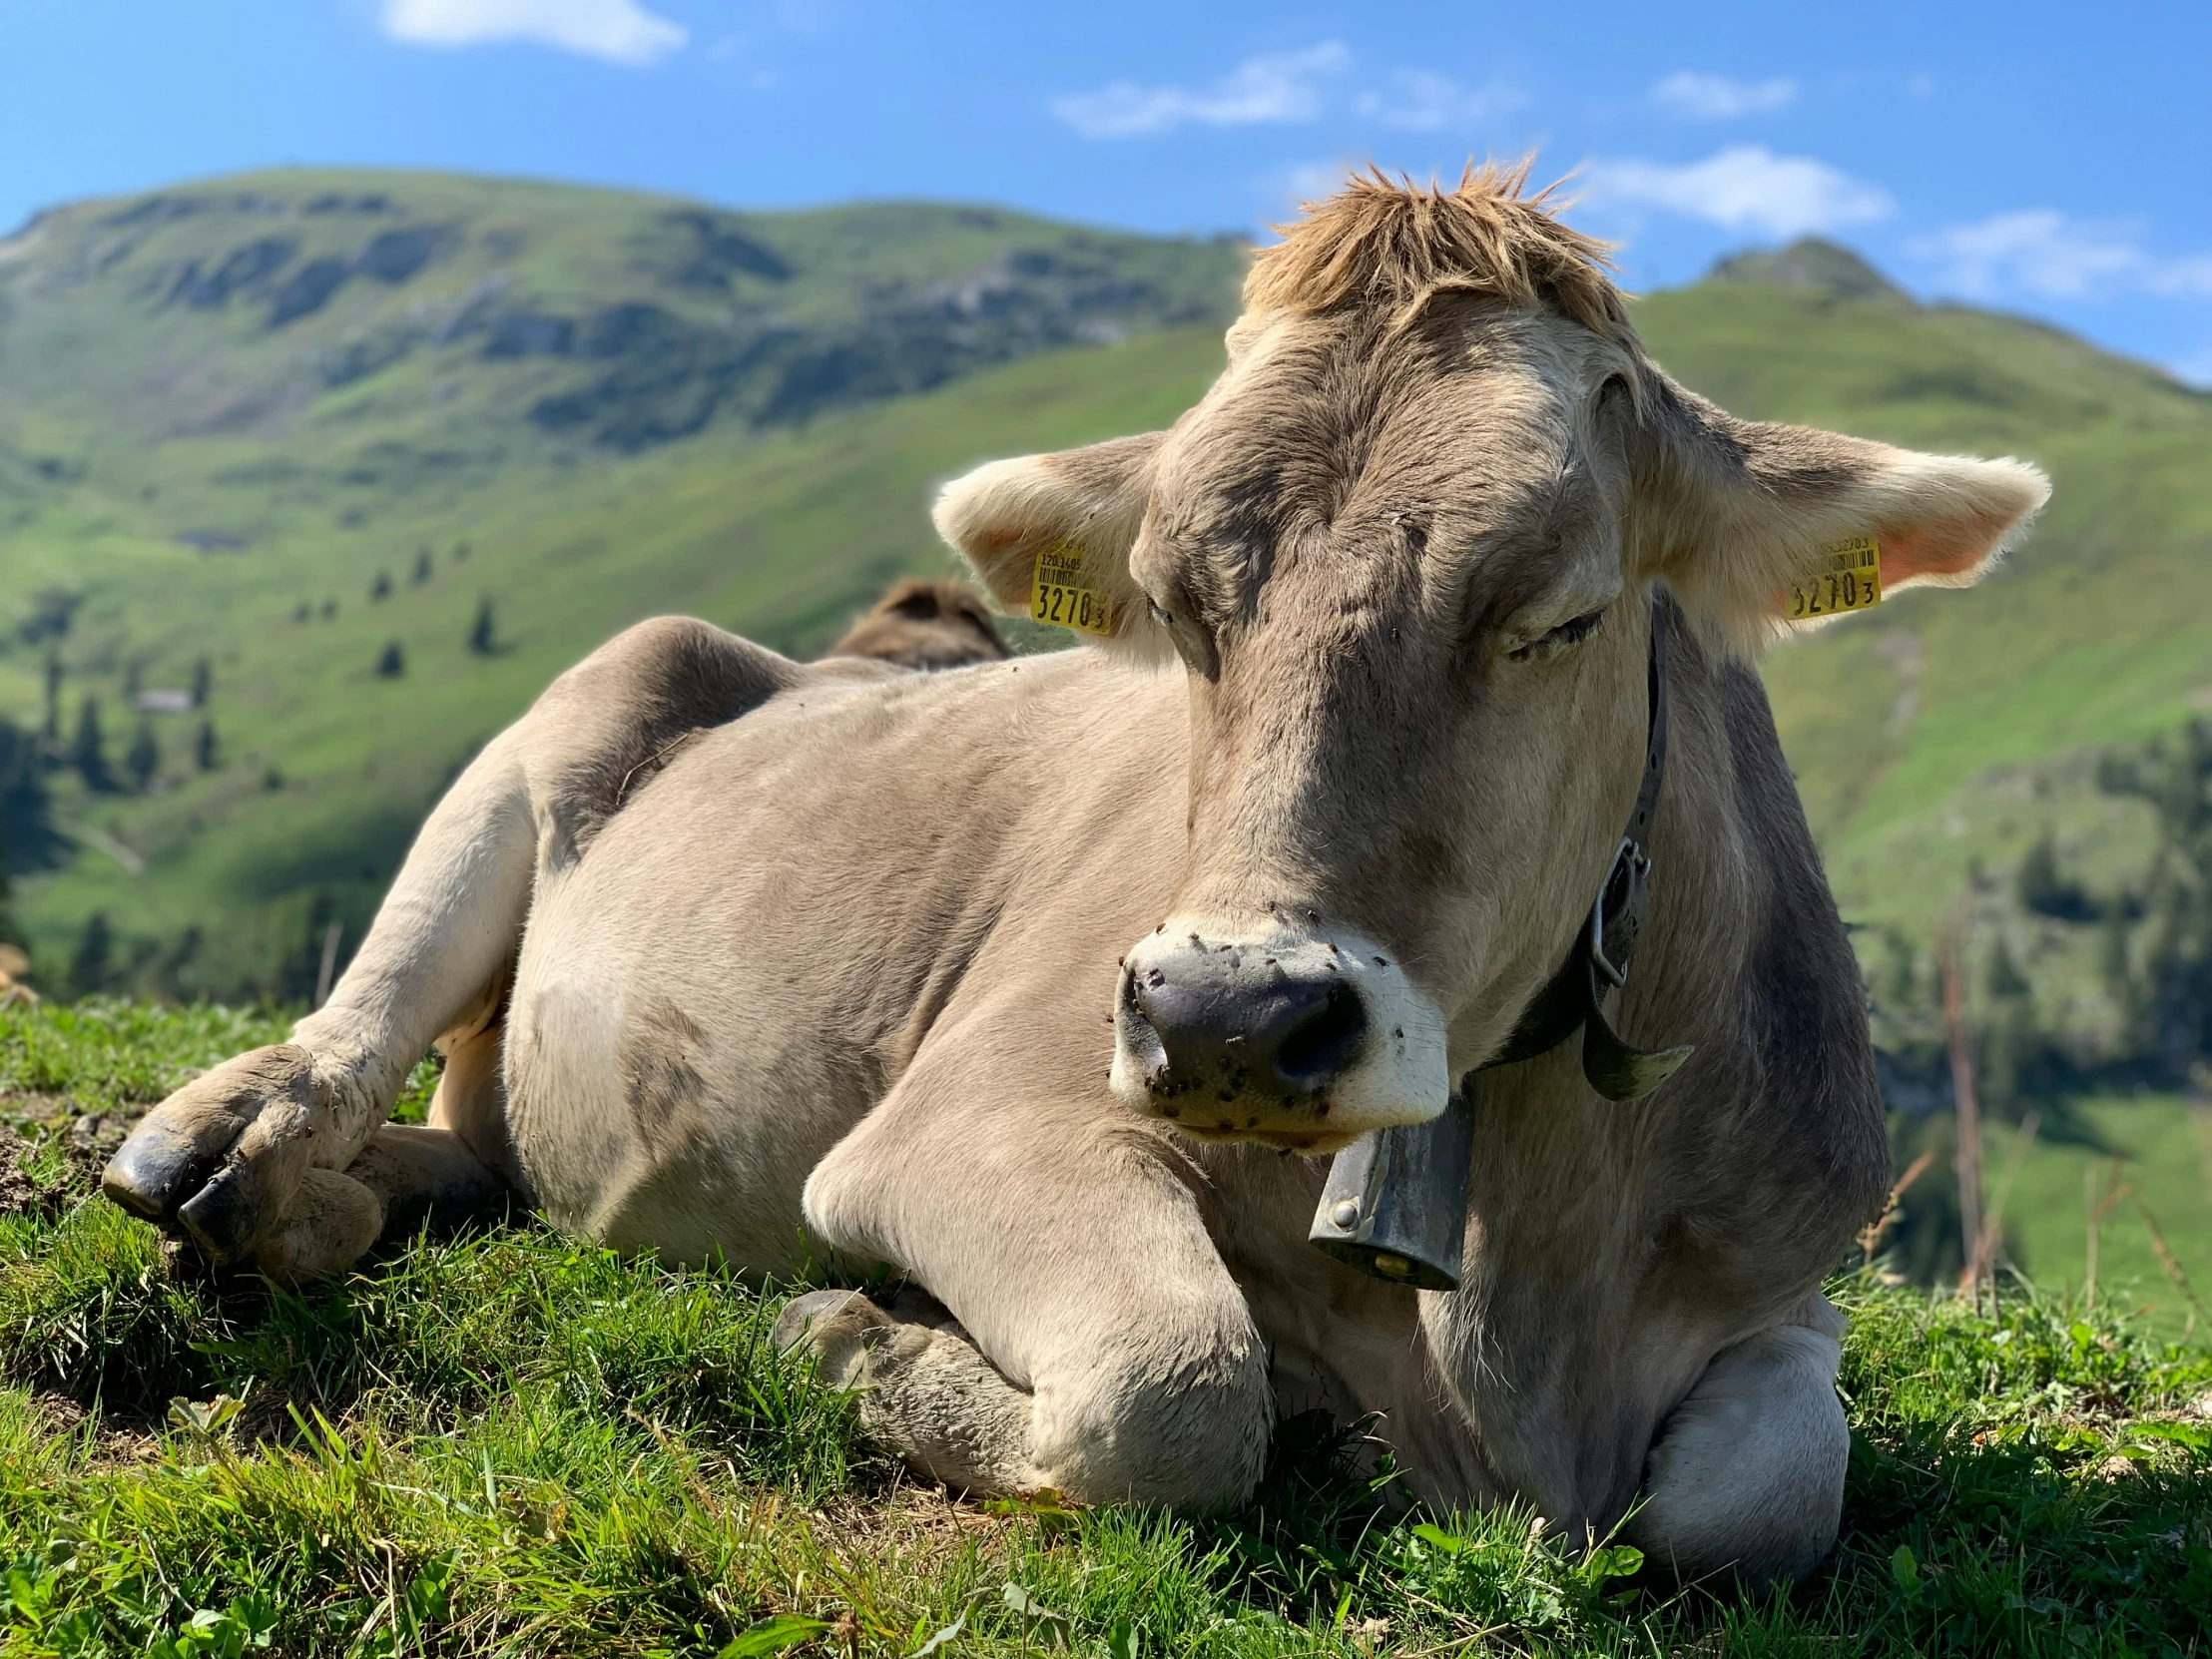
(1628, 371), (2049, 649)
(933, 432), (1168, 655)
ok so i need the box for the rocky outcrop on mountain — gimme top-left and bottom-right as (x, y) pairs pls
(0, 174), (1244, 455)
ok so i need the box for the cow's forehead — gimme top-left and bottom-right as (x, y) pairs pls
(1148, 302), (1624, 554)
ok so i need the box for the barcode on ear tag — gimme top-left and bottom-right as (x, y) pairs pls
(1030, 542), (1116, 636)
(1788, 536), (1882, 621)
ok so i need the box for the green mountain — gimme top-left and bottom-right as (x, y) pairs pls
(3, 181), (2209, 1075)
(0, 170), (1242, 992)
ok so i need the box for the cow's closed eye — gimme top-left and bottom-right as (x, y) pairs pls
(1507, 607), (1607, 662)
(1149, 596), (1221, 677)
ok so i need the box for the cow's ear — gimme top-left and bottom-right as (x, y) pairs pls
(1629, 371), (2049, 651)
(933, 432), (1168, 655)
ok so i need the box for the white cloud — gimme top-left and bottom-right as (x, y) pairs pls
(1583, 146), (1893, 238)
(2152, 257), (2212, 299)
(1353, 71), (1526, 132)
(1652, 71), (1798, 120)
(1914, 210), (2212, 302)
(380, 0), (687, 66)
(1052, 42), (1350, 139)
(1914, 211), (2134, 300)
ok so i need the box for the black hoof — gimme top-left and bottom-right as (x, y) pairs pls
(101, 1127), (221, 1226)
(177, 1161), (277, 1266)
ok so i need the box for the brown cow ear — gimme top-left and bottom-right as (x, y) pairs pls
(932, 432), (1168, 653)
(1630, 371), (2049, 650)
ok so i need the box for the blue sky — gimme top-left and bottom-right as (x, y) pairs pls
(5, 0), (2209, 380)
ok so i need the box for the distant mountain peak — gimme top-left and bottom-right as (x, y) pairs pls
(1704, 238), (1907, 301)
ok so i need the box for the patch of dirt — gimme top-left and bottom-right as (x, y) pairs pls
(0, 1111), (132, 1218)
(26, 1391), (165, 1466)
(0, 1127), (34, 1216)
(0, 1089), (77, 1129)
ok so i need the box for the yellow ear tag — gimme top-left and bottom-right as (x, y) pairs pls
(1029, 542), (1117, 637)
(1787, 535), (1882, 622)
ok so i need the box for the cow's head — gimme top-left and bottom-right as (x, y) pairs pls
(935, 167), (2046, 1152)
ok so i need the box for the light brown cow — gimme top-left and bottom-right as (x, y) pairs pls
(104, 168), (2045, 1586)
(823, 577), (1010, 671)
(0, 944), (36, 1009)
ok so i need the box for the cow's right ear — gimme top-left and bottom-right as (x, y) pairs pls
(932, 432), (1166, 654)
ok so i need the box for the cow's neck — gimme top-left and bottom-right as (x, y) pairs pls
(1411, 612), (1884, 1525)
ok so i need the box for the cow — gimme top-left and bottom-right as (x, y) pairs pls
(0, 944), (35, 1009)
(823, 577), (1010, 671)
(103, 166), (2046, 1588)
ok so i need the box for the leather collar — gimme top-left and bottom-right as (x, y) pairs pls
(1477, 591), (1693, 1100)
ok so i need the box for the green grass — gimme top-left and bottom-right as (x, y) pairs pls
(4, 1002), (2210, 1656)
(1987, 1097), (2212, 1344)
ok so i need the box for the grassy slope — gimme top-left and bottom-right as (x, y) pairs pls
(1998, 1097), (2212, 1339)
(3, 1001), (2210, 1657)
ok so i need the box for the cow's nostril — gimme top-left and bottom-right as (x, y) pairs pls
(1274, 982), (1368, 1088)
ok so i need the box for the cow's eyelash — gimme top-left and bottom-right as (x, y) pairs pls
(1507, 607), (1607, 661)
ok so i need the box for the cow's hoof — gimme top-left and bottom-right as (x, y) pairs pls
(775, 1289), (891, 1388)
(102, 1044), (320, 1265)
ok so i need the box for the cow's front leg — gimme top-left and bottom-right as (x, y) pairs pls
(791, 1037), (1273, 1508)
(101, 720), (541, 1266)
(105, 617), (798, 1270)
(1628, 1293), (1851, 1589)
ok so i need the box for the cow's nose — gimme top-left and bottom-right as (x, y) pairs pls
(1111, 920), (1450, 1140)
(1121, 958), (1370, 1103)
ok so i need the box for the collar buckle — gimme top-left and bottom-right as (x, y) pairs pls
(1588, 835), (1652, 989)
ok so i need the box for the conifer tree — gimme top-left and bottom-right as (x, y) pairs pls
(41, 649), (62, 747)
(71, 697), (112, 791)
(69, 910), (112, 996)
(126, 720), (160, 793)
(468, 597), (498, 656)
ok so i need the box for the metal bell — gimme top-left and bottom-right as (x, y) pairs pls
(1308, 1091), (1475, 1291)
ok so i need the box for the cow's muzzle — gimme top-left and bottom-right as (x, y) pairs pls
(1110, 919), (1451, 1148)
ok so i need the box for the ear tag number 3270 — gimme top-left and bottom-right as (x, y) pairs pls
(1031, 543), (1116, 637)
(1788, 535), (1882, 621)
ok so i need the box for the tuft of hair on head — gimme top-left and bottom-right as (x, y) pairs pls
(1244, 159), (1635, 345)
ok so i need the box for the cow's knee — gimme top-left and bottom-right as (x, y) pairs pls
(1630, 1306), (1850, 1589)
(540, 616), (793, 748)
(776, 1287), (1271, 1509)
(1032, 1338), (1272, 1509)
(526, 617), (796, 858)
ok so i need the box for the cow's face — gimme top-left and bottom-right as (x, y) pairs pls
(937, 184), (2044, 1151)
